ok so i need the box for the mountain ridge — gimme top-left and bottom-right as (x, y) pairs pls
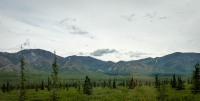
(0, 49), (200, 76)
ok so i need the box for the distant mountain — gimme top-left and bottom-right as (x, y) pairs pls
(119, 52), (200, 75)
(0, 49), (200, 76)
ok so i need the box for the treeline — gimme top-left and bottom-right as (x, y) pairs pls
(155, 74), (186, 90)
(155, 63), (200, 92)
(155, 63), (200, 101)
(0, 77), (154, 93)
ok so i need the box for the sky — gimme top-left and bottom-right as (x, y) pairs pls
(0, 0), (200, 62)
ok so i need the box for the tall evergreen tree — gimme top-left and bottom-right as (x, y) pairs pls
(35, 84), (38, 92)
(77, 80), (81, 93)
(59, 82), (62, 89)
(129, 77), (136, 89)
(122, 80), (125, 87)
(27, 82), (30, 89)
(47, 77), (51, 91)
(191, 63), (200, 94)
(157, 83), (168, 101)
(155, 74), (160, 88)
(108, 78), (111, 89)
(164, 78), (168, 84)
(176, 76), (185, 90)
(1, 84), (6, 93)
(41, 81), (44, 90)
(51, 51), (58, 100)
(187, 77), (191, 84)
(113, 79), (116, 89)
(19, 46), (26, 101)
(148, 81), (151, 86)
(6, 81), (10, 92)
(103, 81), (106, 88)
(93, 81), (96, 87)
(171, 74), (177, 88)
(62, 82), (65, 89)
(83, 76), (92, 95)
(139, 81), (143, 87)
(66, 83), (69, 91)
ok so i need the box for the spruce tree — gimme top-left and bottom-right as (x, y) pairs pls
(1, 84), (6, 93)
(51, 51), (58, 100)
(145, 81), (148, 86)
(171, 74), (177, 88)
(135, 80), (138, 86)
(41, 81), (44, 90)
(27, 82), (30, 89)
(59, 82), (62, 89)
(122, 80), (125, 87)
(129, 77), (136, 89)
(113, 79), (116, 89)
(155, 74), (160, 88)
(77, 80), (81, 93)
(19, 46), (26, 101)
(148, 81), (151, 86)
(139, 81), (142, 87)
(187, 77), (191, 84)
(108, 79), (111, 89)
(176, 76), (185, 90)
(83, 76), (92, 95)
(47, 77), (51, 91)
(93, 81), (96, 87)
(35, 84), (38, 92)
(62, 81), (65, 89)
(157, 83), (168, 101)
(66, 83), (69, 91)
(191, 63), (200, 94)
(103, 81), (106, 88)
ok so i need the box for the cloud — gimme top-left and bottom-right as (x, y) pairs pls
(145, 13), (155, 18)
(69, 25), (88, 34)
(144, 12), (156, 22)
(90, 49), (118, 56)
(144, 11), (168, 22)
(126, 51), (148, 58)
(78, 52), (84, 55)
(59, 17), (89, 35)
(121, 14), (135, 22)
(121, 12), (168, 23)
(23, 39), (30, 47)
(187, 39), (194, 43)
(59, 18), (76, 24)
(159, 17), (168, 20)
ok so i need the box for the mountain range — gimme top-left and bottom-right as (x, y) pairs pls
(0, 49), (200, 76)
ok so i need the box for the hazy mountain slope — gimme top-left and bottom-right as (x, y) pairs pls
(123, 52), (200, 75)
(63, 56), (115, 74)
(0, 49), (65, 72)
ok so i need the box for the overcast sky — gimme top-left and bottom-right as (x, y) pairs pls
(0, 0), (200, 62)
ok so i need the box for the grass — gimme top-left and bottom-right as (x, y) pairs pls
(0, 85), (198, 100)
(0, 86), (157, 101)
(164, 84), (200, 101)
(2, 84), (200, 101)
